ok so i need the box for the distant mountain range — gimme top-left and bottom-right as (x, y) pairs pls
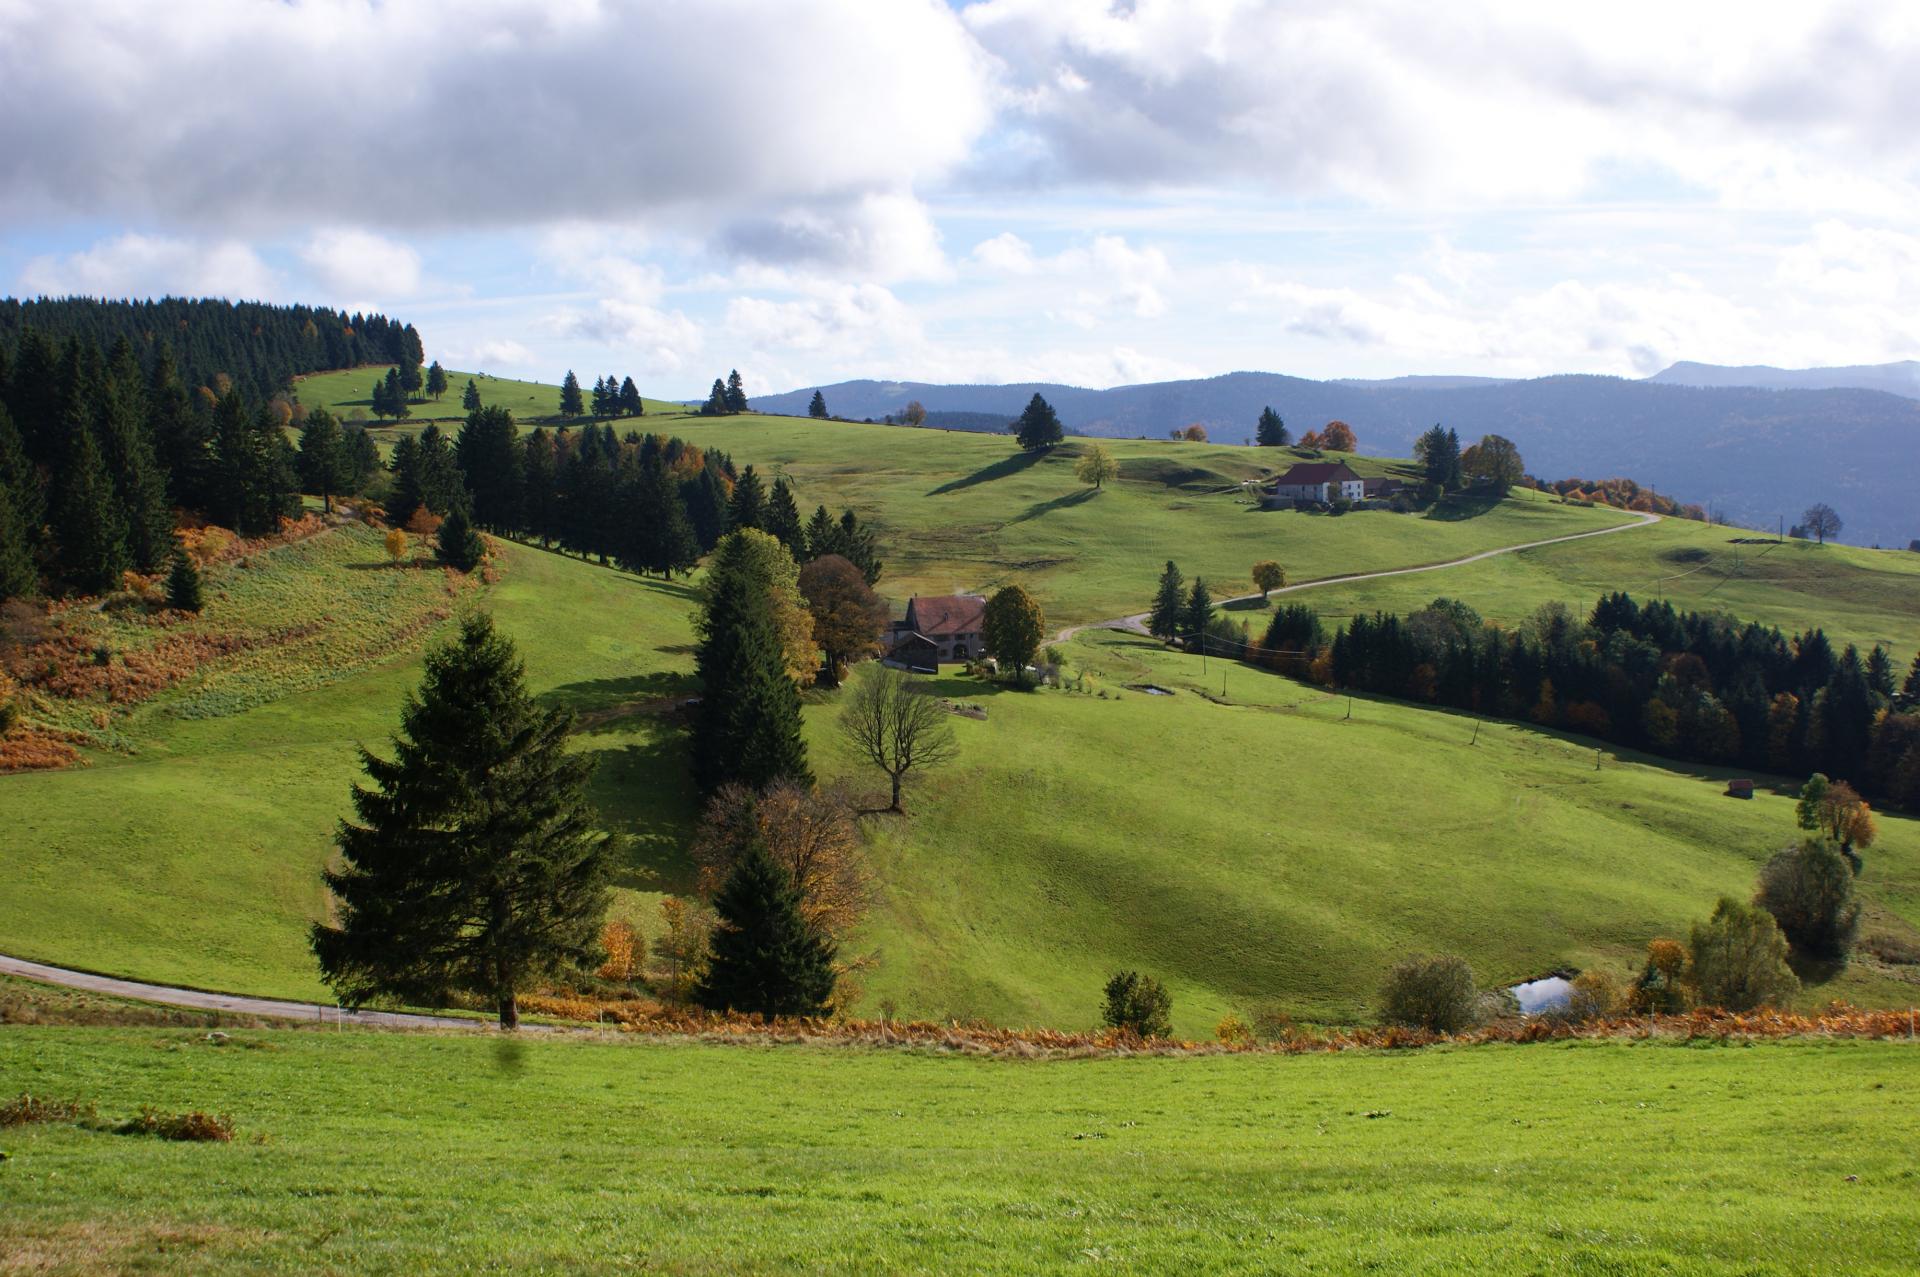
(759, 366), (1920, 547)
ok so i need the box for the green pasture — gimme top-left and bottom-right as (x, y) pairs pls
(1, 1028), (1916, 1274)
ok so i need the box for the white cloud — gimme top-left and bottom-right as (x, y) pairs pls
(726, 284), (920, 355)
(439, 338), (535, 372)
(17, 233), (278, 300)
(543, 300), (705, 377)
(298, 228), (422, 301)
(0, 0), (993, 233)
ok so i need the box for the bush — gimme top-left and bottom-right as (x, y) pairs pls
(1689, 897), (1800, 1011)
(1101, 970), (1173, 1038)
(1214, 1013), (1254, 1046)
(1379, 953), (1480, 1032)
(1, 1093), (95, 1127)
(1755, 839), (1861, 962)
(116, 1107), (235, 1142)
(1249, 1001), (1294, 1042)
(1628, 938), (1692, 1014)
(1566, 969), (1623, 1020)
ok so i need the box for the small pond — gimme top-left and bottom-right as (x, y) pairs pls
(1510, 975), (1573, 1015)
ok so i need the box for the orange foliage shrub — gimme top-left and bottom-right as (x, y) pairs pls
(384, 529), (410, 563)
(405, 507), (443, 538)
(598, 920), (642, 984)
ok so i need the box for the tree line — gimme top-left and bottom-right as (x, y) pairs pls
(1228, 589), (1920, 812)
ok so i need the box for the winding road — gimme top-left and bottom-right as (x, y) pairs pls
(1056, 509), (1660, 642)
(0, 953), (506, 1030)
(4, 509), (1659, 1021)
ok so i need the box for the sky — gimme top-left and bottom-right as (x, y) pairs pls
(4, 0), (1920, 399)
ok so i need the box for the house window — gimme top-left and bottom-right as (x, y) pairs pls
(953, 643), (970, 660)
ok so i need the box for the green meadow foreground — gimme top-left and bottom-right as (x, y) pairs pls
(2, 1028), (1917, 1274)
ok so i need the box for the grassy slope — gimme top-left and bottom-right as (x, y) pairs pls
(838, 630), (1920, 1032)
(3, 1029), (1918, 1274)
(1280, 511), (1920, 653)
(1, 533), (699, 1000)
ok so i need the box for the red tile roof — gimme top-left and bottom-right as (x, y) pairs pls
(1272, 462), (1362, 486)
(904, 594), (986, 637)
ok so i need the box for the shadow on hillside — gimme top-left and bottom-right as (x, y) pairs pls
(542, 671), (692, 723)
(1424, 492), (1503, 522)
(927, 448), (1044, 496)
(1009, 487), (1097, 524)
(579, 733), (701, 894)
(1223, 596), (1273, 612)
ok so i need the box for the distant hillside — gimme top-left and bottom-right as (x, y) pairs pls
(763, 371), (1920, 546)
(1647, 359), (1920, 399)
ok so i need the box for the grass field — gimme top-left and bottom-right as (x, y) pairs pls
(1283, 513), (1920, 653)
(2, 532), (699, 1001)
(2, 1028), (1917, 1274)
(290, 365), (685, 424)
(839, 629), (1920, 1031)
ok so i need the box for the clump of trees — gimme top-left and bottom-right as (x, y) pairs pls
(700, 370), (750, 416)
(1755, 837), (1860, 962)
(589, 374), (646, 420)
(311, 614), (612, 1029)
(1297, 420), (1356, 451)
(1530, 475), (1706, 520)
(1101, 970), (1173, 1038)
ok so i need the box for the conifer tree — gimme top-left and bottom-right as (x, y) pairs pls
(0, 403), (43, 557)
(833, 509), (882, 585)
(426, 360), (448, 401)
(1866, 645), (1896, 699)
(398, 325), (426, 397)
(0, 480), (36, 602)
(695, 827), (837, 1020)
(804, 504), (837, 559)
(1148, 560), (1185, 641)
(729, 464), (767, 530)
(384, 367), (412, 420)
(297, 407), (350, 513)
(414, 424), (468, 519)
(765, 476), (804, 556)
(591, 375), (609, 418)
(148, 346), (213, 508)
(98, 339), (174, 572)
(560, 370), (584, 418)
(454, 406), (522, 531)
(618, 376), (643, 418)
(462, 378), (483, 412)
(808, 389), (828, 419)
(725, 369), (749, 413)
(387, 433), (426, 528)
(1014, 392), (1064, 450)
(684, 467), (730, 550)
(624, 456), (700, 578)
(1256, 406), (1289, 446)
(701, 378), (730, 416)
(312, 613), (612, 1029)
(434, 504), (485, 572)
(52, 411), (128, 592)
(1182, 577), (1214, 652)
(166, 548), (204, 612)
(1901, 651), (1920, 711)
(520, 428), (559, 546)
(693, 532), (814, 793)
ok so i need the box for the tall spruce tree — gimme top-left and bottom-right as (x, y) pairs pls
(7, 327), (63, 467)
(701, 377), (730, 416)
(434, 505), (485, 572)
(804, 504), (837, 559)
(808, 389), (828, 419)
(725, 369), (748, 413)
(148, 346), (213, 508)
(684, 467), (730, 550)
(591, 375), (610, 418)
(52, 408), (128, 592)
(297, 407), (351, 513)
(312, 613), (612, 1029)
(98, 339), (174, 572)
(520, 428), (559, 546)
(1182, 577), (1214, 652)
(729, 465), (767, 530)
(1149, 560), (1185, 641)
(1256, 406), (1289, 446)
(0, 480), (36, 602)
(462, 378), (483, 412)
(765, 476), (804, 556)
(560, 369), (584, 418)
(618, 376), (644, 418)
(695, 828), (837, 1021)
(1902, 651), (1920, 711)
(382, 367), (411, 420)
(454, 406), (522, 532)
(426, 360), (448, 401)
(0, 403), (43, 558)
(1014, 393), (1064, 450)
(398, 325), (426, 397)
(833, 509), (882, 585)
(165, 549), (204, 612)
(693, 532), (813, 793)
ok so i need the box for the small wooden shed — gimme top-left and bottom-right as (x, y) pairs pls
(1726, 779), (1755, 800)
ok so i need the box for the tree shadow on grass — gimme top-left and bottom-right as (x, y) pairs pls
(541, 671), (695, 726)
(1008, 486), (1098, 524)
(1223, 596), (1272, 613)
(1423, 492), (1503, 522)
(579, 729), (701, 895)
(927, 448), (1045, 496)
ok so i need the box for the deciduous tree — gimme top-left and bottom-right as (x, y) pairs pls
(1801, 502), (1842, 545)
(838, 663), (959, 811)
(1687, 897), (1799, 1011)
(798, 553), (888, 684)
(1252, 560), (1286, 598)
(1075, 442), (1117, 490)
(692, 779), (869, 939)
(1102, 970), (1173, 1038)
(1319, 420), (1357, 452)
(1755, 838), (1860, 961)
(1460, 433), (1524, 490)
(983, 584), (1045, 685)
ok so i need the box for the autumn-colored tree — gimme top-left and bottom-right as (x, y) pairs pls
(1319, 420), (1357, 451)
(1296, 430), (1324, 450)
(653, 896), (711, 1007)
(982, 584), (1045, 686)
(1251, 560), (1286, 598)
(1460, 434), (1524, 490)
(597, 919), (643, 986)
(1170, 423), (1208, 442)
(1075, 443), (1118, 490)
(1628, 938), (1691, 1013)
(721, 528), (821, 686)
(384, 528), (409, 563)
(405, 506), (443, 538)
(902, 400), (927, 426)
(797, 553), (888, 685)
(1812, 779), (1877, 866)
(838, 663), (961, 812)
(692, 779), (870, 940)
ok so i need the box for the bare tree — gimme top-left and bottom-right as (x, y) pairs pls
(1802, 503), (1842, 545)
(838, 664), (960, 812)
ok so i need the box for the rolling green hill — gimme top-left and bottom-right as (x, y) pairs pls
(4, 1027), (1917, 1274)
